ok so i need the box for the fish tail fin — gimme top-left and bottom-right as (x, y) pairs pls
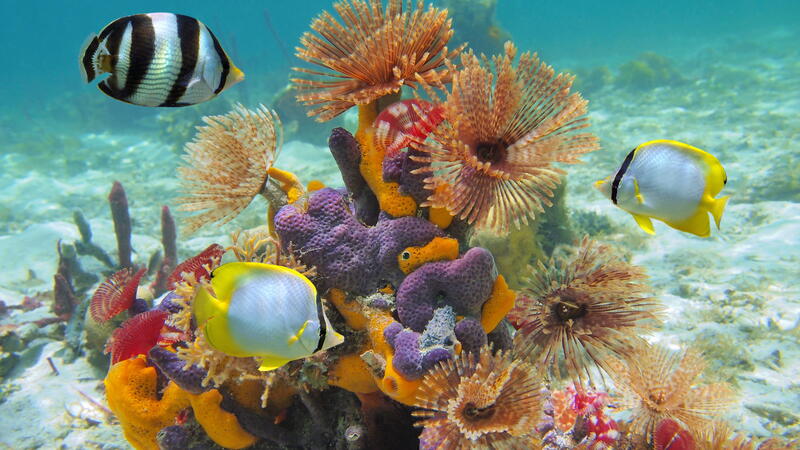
(79, 34), (102, 83)
(710, 195), (729, 229)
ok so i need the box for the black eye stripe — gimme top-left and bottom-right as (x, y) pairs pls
(313, 292), (326, 353)
(612, 147), (637, 205)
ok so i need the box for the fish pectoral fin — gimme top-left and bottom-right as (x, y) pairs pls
(258, 355), (292, 372)
(631, 213), (656, 235)
(288, 320), (311, 345)
(633, 178), (645, 204)
(667, 210), (711, 238)
(709, 195), (729, 229)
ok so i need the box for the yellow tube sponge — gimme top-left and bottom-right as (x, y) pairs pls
(480, 275), (516, 333)
(398, 237), (459, 275)
(104, 356), (191, 450)
(188, 389), (258, 449)
(355, 102), (417, 217)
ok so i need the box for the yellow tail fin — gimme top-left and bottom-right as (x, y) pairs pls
(710, 196), (729, 229)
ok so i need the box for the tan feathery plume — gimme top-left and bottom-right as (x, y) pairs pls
(608, 344), (738, 441)
(511, 236), (664, 384)
(292, 0), (461, 121)
(177, 104), (282, 234)
(413, 41), (599, 234)
(412, 346), (543, 449)
(228, 227), (316, 278)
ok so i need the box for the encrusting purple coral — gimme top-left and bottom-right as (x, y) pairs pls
(396, 247), (497, 332)
(274, 187), (444, 295)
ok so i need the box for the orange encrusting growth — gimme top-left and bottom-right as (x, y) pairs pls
(104, 356), (191, 450)
(327, 287), (424, 405)
(329, 346), (380, 394)
(480, 275), (516, 333)
(398, 237), (459, 274)
(267, 167), (306, 204)
(188, 390), (258, 449)
(356, 102), (418, 217)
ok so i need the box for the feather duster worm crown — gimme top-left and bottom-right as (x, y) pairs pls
(413, 346), (543, 449)
(606, 344), (737, 441)
(293, 0), (462, 121)
(177, 104), (282, 234)
(511, 236), (664, 384)
(412, 41), (600, 234)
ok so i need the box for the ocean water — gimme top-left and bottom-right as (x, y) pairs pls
(1, 0), (798, 448)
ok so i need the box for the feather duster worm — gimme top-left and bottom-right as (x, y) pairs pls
(104, 310), (169, 365)
(89, 267), (146, 323)
(512, 237), (663, 383)
(374, 99), (444, 157)
(293, 0), (461, 121)
(413, 42), (599, 233)
(177, 104), (282, 234)
(167, 243), (226, 290)
(412, 346), (542, 449)
(606, 345), (737, 442)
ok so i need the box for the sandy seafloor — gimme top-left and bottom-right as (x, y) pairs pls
(0, 28), (798, 449)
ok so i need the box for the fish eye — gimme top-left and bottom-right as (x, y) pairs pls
(401, 251), (411, 260)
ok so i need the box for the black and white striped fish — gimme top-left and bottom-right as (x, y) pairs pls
(79, 13), (243, 107)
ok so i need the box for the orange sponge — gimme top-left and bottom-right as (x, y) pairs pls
(188, 389), (258, 449)
(105, 356), (191, 450)
(398, 237), (459, 274)
(329, 347), (379, 394)
(480, 275), (516, 333)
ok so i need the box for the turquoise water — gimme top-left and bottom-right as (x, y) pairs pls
(1, 1), (798, 448)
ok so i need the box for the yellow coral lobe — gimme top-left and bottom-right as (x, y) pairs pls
(104, 356), (191, 450)
(356, 102), (417, 217)
(398, 237), (459, 274)
(267, 167), (305, 204)
(327, 288), (369, 330)
(189, 389), (258, 449)
(306, 179), (325, 192)
(381, 355), (423, 405)
(481, 275), (516, 333)
(329, 348), (380, 394)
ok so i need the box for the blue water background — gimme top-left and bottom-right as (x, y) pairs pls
(1, 0), (798, 124)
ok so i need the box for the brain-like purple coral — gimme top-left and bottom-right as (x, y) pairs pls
(274, 188), (443, 295)
(396, 247), (497, 334)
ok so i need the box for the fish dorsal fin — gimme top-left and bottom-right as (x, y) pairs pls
(632, 213), (656, 235)
(667, 210), (711, 237)
(258, 355), (291, 372)
(288, 320), (311, 345)
(633, 178), (645, 204)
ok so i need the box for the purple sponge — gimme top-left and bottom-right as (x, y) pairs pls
(274, 188), (443, 295)
(395, 247), (497, 332)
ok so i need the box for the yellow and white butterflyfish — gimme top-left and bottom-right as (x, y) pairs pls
(193, 262), (344, 371)
(594, 140), (729, 237)
(79, 13), (244, 107)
